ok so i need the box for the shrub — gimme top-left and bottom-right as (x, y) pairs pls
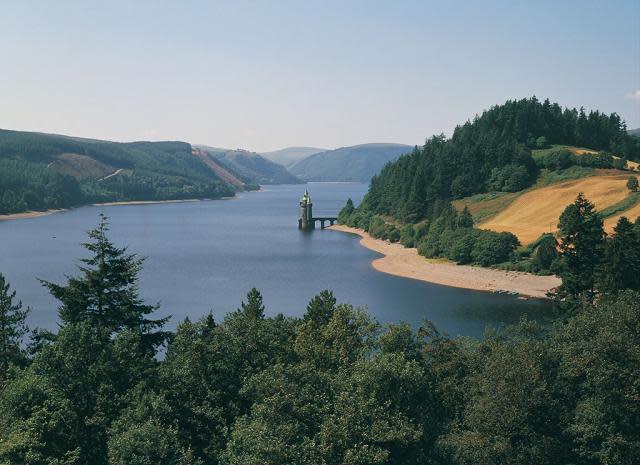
(400, 224), (415, 247)
(439, 228), (479, 264)
(612, 158), (627, 170)
(536, 149), (572, 171)
(386, 225), (400, 243)
(488, 164), (531, 192)
(418, 217), (450, 257)
(413, 221), (430, 242)
(535, 136), (548, 148)
(368, 216), (400, 242)
(471, 230), (520, 266)
(368, 216), (387, 239)
(574, 151), (613, 168)
(530, 233), (558, 272)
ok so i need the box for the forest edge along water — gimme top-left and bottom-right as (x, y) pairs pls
(0, 183), (553, 338)
(328, 224), (561, 299)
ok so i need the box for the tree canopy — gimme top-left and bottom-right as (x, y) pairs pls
(0, 216), (638, 464)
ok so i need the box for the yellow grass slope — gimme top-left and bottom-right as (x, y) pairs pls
(604, 202), (640, 233)
(478, 174), (632, 245)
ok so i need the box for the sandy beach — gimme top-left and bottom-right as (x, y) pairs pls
(328, 224), (561, 299)
(0, 209), (65, 221)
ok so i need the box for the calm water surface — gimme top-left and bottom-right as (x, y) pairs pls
(0, 183), (552, 337)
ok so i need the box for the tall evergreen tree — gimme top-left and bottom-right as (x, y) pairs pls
(338, 198), (355, 220)
(303, 290), (337, 327)
(239, 287), (265, 319)
(41, 214), (169, 348)
(556, 194), (605, 306)
(0, 273), (29, 384)
(600, 216), (640, 293)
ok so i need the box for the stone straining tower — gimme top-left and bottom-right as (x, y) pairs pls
(298, 189), (314, 230)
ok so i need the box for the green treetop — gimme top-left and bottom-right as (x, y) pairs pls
(0, 273), (29, 384)
(41, 213), (169, 348)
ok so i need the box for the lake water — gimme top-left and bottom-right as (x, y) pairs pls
(0, 183), (552, 338)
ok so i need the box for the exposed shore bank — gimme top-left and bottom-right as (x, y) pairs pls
(328, 224), (561, 299)
(92, 198), (213, 207)
(0, 209), (65, 221)
(0, 196), (240, 222)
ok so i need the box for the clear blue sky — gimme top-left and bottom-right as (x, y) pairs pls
(1, 0), (638, 152)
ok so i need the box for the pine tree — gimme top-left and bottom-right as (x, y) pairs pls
(557, 194), (605, 306)
(600, 216), (640, 293)
(0, 273), (29, 383)
(239, 288), (265, 319)
(338, 198), (356, 224)
(41, 214), (169, 347)
(303, 290), (337, 327)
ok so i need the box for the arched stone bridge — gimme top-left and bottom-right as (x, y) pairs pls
(313, 217), (337, 229)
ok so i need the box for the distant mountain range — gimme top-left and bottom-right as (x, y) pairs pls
(629, 128), (640, 137)
(288, 143), (413, 182)
(260, 146), (326, 167)
(1, 127), (415, 217)
(196, 146), (302, 185)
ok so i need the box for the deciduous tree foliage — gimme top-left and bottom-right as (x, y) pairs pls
(0, 217), (638, 465)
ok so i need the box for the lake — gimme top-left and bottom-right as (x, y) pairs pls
(0, 183), (553, 338)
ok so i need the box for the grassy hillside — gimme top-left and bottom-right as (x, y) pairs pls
(340, 98), (640, 273)
(197, 146), (302, 185)
(471, 170), (637, 244)
(289, 143), (412, 182)
(259, 146), (326, 167)
(451, 143), (640, 244)
(0, 129), (241, 215)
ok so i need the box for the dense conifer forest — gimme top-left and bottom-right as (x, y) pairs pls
(0, 130), (237, 215)
(358, 97), (639, 223)
(339, 98), (640, 272)
(0, 211), (638, 465)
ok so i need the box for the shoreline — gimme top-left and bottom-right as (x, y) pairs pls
(0, 195), (239, 222)
(92, 198), (217, 207)
(0, 209), (66, 221)
(328, 224), (561, 299)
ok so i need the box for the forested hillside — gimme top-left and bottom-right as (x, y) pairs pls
(359, 97), (640, 224)
(340, 98), (640, 274)
(197, 146), (302, 184)
(289, 143), (412, 182)
(0, 130), (242, 215)
(0, 216), (638, 464)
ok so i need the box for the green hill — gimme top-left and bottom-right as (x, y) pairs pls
(354, 97), (640, 224)
(629, 128), (640, 138)
(197, 146), (302, 185)
(288, 143), (412, 182)
(339, 97), (640, 270)
(259, 146), (326, 167)
(0, 129), (243, 215)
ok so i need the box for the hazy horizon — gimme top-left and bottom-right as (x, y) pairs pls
(1, 0), (639, 152)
